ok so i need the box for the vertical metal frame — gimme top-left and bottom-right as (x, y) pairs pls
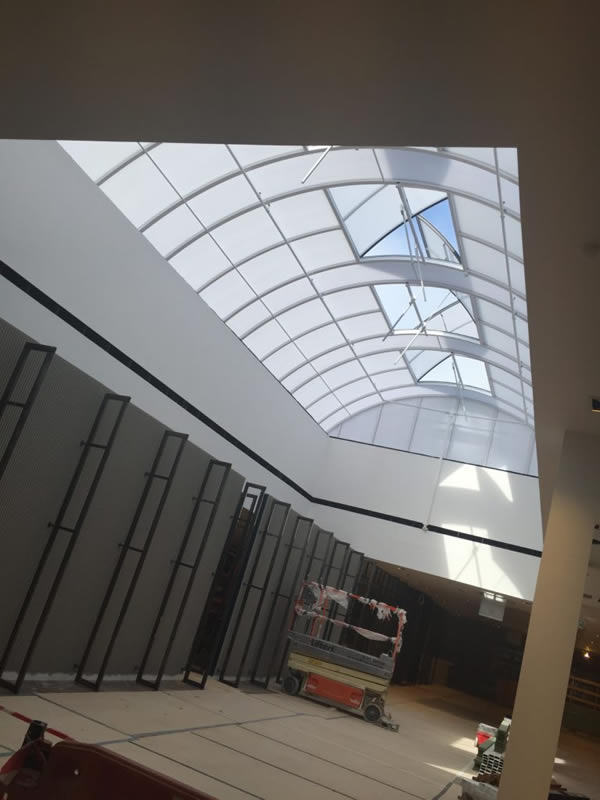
(76, 429), (188, 691)
(322, 541), (351, 641)
(250, 516), (313, 688)
(0, 342), (55, 483)
(137, 459), (231, 690)
(218, 499), (291, 687)
(183, 482), (267, 689)
(275, 527), (333, 681)
(0, 393), (129, 693)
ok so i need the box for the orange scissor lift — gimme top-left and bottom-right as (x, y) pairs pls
(282, 580), (407, 730)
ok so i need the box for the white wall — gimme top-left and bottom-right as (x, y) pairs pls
(319, 437), (542, 599)
(0, 139), (324, 511)
(0, 139), (543, 600)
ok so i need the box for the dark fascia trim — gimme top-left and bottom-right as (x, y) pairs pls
(0, 260), (542, 560)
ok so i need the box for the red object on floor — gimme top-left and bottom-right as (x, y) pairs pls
(3, 741), (217, 799)
(305, 672), (364, 708)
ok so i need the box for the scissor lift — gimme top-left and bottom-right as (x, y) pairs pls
(282, 580), (407, 729)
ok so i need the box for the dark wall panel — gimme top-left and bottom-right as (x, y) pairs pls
(0, 317), (243, 683)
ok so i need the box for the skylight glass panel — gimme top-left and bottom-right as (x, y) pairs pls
(243, 319), (289, 360)
(335, 378), (373, 404)
(294, 376), (329, 406)
(227, 301), (271, 337)
(300, 148), (380, 187)
(323, 287), (378, 318)
(338, 312), (387, 340)
(263, 342), (306, 378)
(504, 214), (524, 259)
(143, 205), (203, 256)
(311, 346), (354, 372)
(101, 155), (180, 227)
(420, 198), (459, 251)
(453, 196), (504, 249)
(59, 140), (143, 181)
(291, 230), (354, 271)
(494, 384), (523, 409)
(420, 355), (456, 384)
(497, 148), (519, 176)
(372, 369), (411, 390)
(277, 298), (331, 338)
(509, 258), (526, 295)
(60, 140), (531, 461)
(482, 326), (518, 357)
(403, 187), (447, 216)
(344, 395), (380, 417)
(321, 408), (350, 431)
(518, 342), (531, 368)
(329, 184), (381, 217)
(408, 350), (450, 378)
(515, 316), (529, 342)
(268, 191), (337, 238)
(363, 218), (426, 260)
(296, 323), (345, 359)
(344, 185), (403, 254)
(248, 152), (320, 199)
(416, 287), (454, 320)
(187, 174), (257, 227)
(201, 270), (256, 317)
(262, 277), (316, 314)
(375, 284), (421, 330)
(500, 178), (520, 216)
(419, 220), (457, 262)
(489, 367), (522, 393)
(211, 207), (282, 264)
(476, 299), (514, 333)
(455, 355), (491, 392)
(320, 361), (365, 390)
(459, 239), (507, 282)
(238, 246), (305, 294)
(282, 363), (316, 391)
(359, 352), (402, 373)
(169, 236), (230, 290)
(308, 394), (343, 423)
(150, 143), (237, 196)
(446, 147), (496, 166)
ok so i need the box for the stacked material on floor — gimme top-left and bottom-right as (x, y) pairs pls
(460, 773), (591, 800)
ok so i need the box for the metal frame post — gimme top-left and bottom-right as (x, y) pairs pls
(250, 515), (313, 688)
(0, 393), (130, 693)
(218, 500), (291, 687)
(136, 459), (231, 689)
(0, 343), (55, 483)
(183, 483), (266, 689)
(276, 527), (332, 681)
(76, 429), (188, 690)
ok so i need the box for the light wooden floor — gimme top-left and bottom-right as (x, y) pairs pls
(1, 682), (599, 799)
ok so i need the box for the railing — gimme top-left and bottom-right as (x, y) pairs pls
(567, 675), (600, 711)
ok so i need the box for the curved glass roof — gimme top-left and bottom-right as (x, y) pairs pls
(59, 142), (531, 438)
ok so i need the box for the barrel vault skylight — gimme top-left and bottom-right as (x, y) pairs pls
(59, 143), (532, 464)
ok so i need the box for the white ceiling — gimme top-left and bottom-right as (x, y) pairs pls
(1, 2), (599, 526)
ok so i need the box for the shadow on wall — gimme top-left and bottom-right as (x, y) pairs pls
(436, 462), (542, 601)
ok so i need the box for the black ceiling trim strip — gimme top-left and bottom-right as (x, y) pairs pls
(0, 259), (541, 560)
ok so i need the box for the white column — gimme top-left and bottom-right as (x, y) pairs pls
(498, 431), (600, 800)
